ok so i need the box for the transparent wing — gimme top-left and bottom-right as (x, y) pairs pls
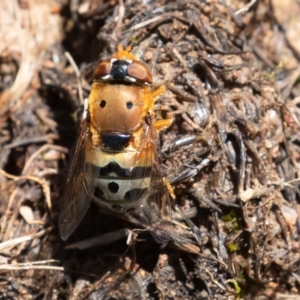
(131, 115), (173, 244)
(59, 120), (95, 240)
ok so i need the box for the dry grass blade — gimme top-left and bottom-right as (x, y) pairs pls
(0, 229), (49, 251)
(0, 259), (63, 271)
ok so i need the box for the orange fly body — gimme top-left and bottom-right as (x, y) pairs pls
(59, 45), (173, 244)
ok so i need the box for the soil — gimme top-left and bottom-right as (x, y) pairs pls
(0, 0), (300, 299)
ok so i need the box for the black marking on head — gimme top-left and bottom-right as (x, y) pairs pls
(124, 188), (147, 201)
(102, 132), (131, 150)
(111, 60), (130, 80)
(108, 181), (119, 193)
(100, 100), (106, 108)
(126, 101), (133, 109)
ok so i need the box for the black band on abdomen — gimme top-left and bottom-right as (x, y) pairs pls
(87, 161), (152, 179)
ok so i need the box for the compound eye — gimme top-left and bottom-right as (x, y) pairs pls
(127, 61), (153, 84)
(93, 60), (111, 80)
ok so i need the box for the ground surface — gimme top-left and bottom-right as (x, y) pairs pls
(1, 0), (300, 299)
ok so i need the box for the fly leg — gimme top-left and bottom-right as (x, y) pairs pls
(153, 118), (173, 131)
(151, 85), (175, 131)
(151, 85), (165, 99)
(162, 177), (176, 201)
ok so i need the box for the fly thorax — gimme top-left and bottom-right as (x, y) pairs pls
(89, 83), (145, 133)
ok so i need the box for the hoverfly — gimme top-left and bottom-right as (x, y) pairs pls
(59, 45), (173, 244)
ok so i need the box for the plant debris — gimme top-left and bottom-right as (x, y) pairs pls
(1, 0), (300, 299)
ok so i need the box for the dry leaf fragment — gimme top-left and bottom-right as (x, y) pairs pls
(19, 205), (34, 224)
(240, 188), (254, 202)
